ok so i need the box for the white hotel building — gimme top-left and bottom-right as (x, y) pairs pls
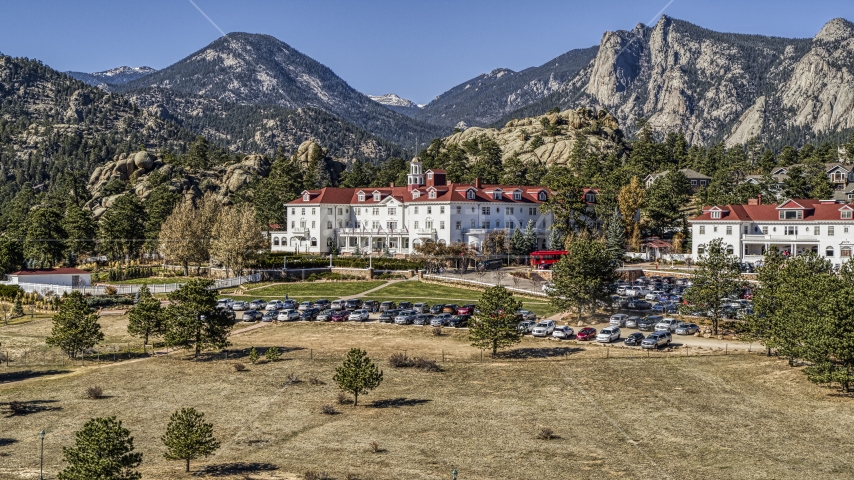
(269, 157), (556, 255)
(690, 197), (854, 265)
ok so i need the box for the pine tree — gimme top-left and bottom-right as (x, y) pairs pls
(549, 234), (618, 322)
(680, 238), (741, 335)
(522, 220), (537, 254)
(98, 194), (147, 262)
(58, 417), (142, 480)
(162, 407), (220, 473)
(62, 203), (97, 262)
(333, 348), (383, 406)
(46, 291), (104, 360)
(24, 206), (66, 268)
(469, 285), (523, 356)
(546, 227), (565, 250)
(605, 210), (625, 262)
(127, 284), (163, 351)
(163, 279), (232, 358)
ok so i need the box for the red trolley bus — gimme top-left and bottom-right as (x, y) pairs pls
(530, 250), (567, 269)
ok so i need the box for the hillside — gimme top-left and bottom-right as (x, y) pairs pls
(368, 93), (422, 117)
(416, 46), (598, 128)
(115, 32), (448, 148)
(66, 66), (157, 87)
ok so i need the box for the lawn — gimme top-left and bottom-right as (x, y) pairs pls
(106, 277), (195, 285)
(240, 281), (387, 299)
(1, 321), (853, 479)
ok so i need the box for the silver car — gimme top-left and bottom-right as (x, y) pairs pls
(609, 314), (628, 327)
(655, 317), (680, 332)
(552, 325), (574, 339)
(596, 326), (621, 343)
(277, 309), (300, 321)
(517, 309), (537, 321)
(675, 323), (700, 335)
(297, 301), (312, 311)
(431, 313), (452, 327)
(348, 309), (370, 322)
(394, 310), (416, 325)
(641, 331), (671, 349)
(265, 300), (283, 311)
(531, 320), (556, 337)
(626, 316), (640, 328)
(231, 301), (247, 311)
(315, 309), (334, 322)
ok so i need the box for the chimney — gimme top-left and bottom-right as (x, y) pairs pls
(474, 177), (482, 189)
(390, 182), (394, 188)
(748, 198), (759, 206)
(758, 194), (762, 205)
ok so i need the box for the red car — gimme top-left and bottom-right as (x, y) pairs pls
(329, 311), (348, 322)
(456, 304), (476, 315)
(576, 327), (597, 341)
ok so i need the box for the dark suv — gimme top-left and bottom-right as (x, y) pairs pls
(345, 299), (362, 310)
(379, 301), (397, 312)
(637, 315), (661, 331)
(379, 309), (399, 323)
(362, 300), (379, 312)
(430, 304), (445, 314)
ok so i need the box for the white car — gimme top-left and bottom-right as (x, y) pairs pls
(655, 317), (680, 332)
(277, 309), (300, 321)
(552, 325), (574, 339)
(394, 310), (415, 325)
(542, 282), (555, 294)
(297, 301), (312, 311)
(330, 300), (345, 311)
(596, 327), (621, 343)
(609, 314), (628, 327)
(348, 309), (370, 322)
(531, 320), (556, 337)
(645, 290), (666, 302)
(265, 300), (283, 311)
(230, 301), (247, 311)
(216, 298), (233, 309)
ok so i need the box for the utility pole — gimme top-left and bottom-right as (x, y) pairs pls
(39, 430), (45, 480)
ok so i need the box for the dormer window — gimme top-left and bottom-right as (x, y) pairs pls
(538, 191), (547, 201)
(467, 190), (476, 200)
(412, 190), (420, 199)
(843, 210), (853, 220)
(373, 192), (381, 201)
(493, 192), (501, 200)
(427, 172), (433, 180)
(778, 210), (802, 220)
(513, 192), (522, 200)
(585, 192), (596, 203)
(429, 190), (436, 199)
(711, 211), (721, 219)
(357, 192), (365, 202)
(303, 193), (310, 202)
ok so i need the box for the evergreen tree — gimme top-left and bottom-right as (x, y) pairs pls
(522, 220), (537, 254)
(58, 417), (142, 480)
(185, 136), (211, 171)
(62, 203), (97, 262)
(162, 407), (220, 473)
(605, 210), (625, 262)
(163, 279), (232, 358)
(546, 227), (565, 250)
(98, 194), (147, 262)
(499, 155), (529, 185)
(372, 157), (408, 188)
(549, 234), (618, 322)
(543, 166), (586, 231)
(617, 177), (645, 250)
(143, 185), (181, 253)
(340, 159), (373, 188)
(24, 206), (65, 267)
(46, 291), (103, 360)
(127, 284), (163, 351)
(680, 238), (741, 335)
(333, 348), (383, 406)
(469, 285), (523, 356)
(510, 228), (525, 255)
(254, 149), (303, 226)
(644, 170), (691, 235)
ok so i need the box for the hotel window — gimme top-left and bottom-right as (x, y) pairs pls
(303, 193), (310, 201)
(471, 219), (476, 228)
(713, 226), (718, 233)
(529, 208), (538, 215)
(508, 222), (515, 229)
(290, 221), (295, 229)
(472, 207), (476, 213)
(538, 191), (547, 201)
(482, 221), (491, 229)
(311, 208), (316, 215)
(846, 227), (850, 234)
(843, 247), (852, 258)
(762, 226), (768, 235)
(338, 208), (343, 215)
(440, 221), (445, 230)
(310, 238), (317, 247)
(327, 221), (332, 230)
(426, 221), (433, 229)
(513, 192), (521, 200)
(785, 226), (797, 235)
(743, 225), (748, 234)
(482, 206), (491, 215)
(388, 207), (396, 215)
(386, 222), (397, 230)
(291, 208), (295, 215)
(427, 172), (433, 180)
(412, 190), (420, 199)
(427, 207), (432, 214)
(311, 221), (316, 228)
(726, 226), (732, 235)
(456, 206), (461, 214)
(372, 208), (380, 215)
(429, 191), (436, 199)
(440, 206), (445, 214)
(374, 192), (381, 201)
(467, 190), (475, 200)
(843, 210), (853, 219)
(827, 246), (835, 257)
(711, 211), (721, 219)
(496, 220), (501, 228)
(815, 226), (820, 235)
(327, 208), (333, 214)
(358, 193), (365, 202)
(508, 207), (514, 214)
(414, 207), (419, 214)
(372, 221), (380, 229)
(414, 221), (419, 229)
(455, 221), (461, 230)
(779, 210), (802, 220)
(403, 238), (410, 248)
(699, 226), (705, 234)
(301, 208), (306, 215)
(494, 191), (502, 200)
(829, 226), (835, 236)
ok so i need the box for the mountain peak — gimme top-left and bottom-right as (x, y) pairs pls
(815, 18), (854, 43)
(368, 93), (419, 109)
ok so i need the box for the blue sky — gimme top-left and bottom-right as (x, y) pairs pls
(1, 0), (852, 104)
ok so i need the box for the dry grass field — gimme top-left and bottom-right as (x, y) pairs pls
(2, 317), (854, 479)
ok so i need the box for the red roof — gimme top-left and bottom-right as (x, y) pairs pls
(691, 199), (854, 222)
(10, 268), (90, 276)
(288, 184), (553, 206)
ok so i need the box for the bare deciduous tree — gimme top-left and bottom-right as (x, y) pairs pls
(210, 204), (267, 278)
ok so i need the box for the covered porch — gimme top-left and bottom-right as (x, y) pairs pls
(336, 228), (414, 255)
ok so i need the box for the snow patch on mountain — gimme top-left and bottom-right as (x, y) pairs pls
(368, 93), (420, 109)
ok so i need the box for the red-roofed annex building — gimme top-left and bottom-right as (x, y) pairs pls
(690, 197), (854, 265)
(269, 157), (561, 254)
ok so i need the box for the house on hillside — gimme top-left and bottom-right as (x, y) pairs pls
(644, 168), (711, 192)
(6, 268), (91, 287)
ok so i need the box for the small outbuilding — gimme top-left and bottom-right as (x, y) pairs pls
(6, 268), (91, 287)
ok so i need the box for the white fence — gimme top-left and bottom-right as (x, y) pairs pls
(2, 274), (261, 296)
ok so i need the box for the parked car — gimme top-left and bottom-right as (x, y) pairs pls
(413, 314), (432, 326)
(397, 301), (413, 310)
(412, 303), (430, 313)
(641, 331), (672, 349)
(297, 301), (312, 311)
(300, 308), (319, 321)
(448, 315), (469, 328)
(552, 325), (575, 339)
(261, 311), (277, 322)
(379, 301), (397, 312)
(612, 296), (629, 309)
(362, 300), (379, 312)
(313, 299), (330, 310)
(241, 310), (261, 322)
(457, 304), (477, 315)
(609, 314), (628, 327)
(516, 309), (536, 321)
(637, 316), (661, 331)
(655, 317), (680, 333)
(330, 300), (345, 311)
(597, 327), (621, 343)
(517, 319), (537, 334)
(616, 285), (628, 296)
(348, 309), (370, 322)
(675, 323), (700, 335)
(249, 299), (267, 310)
(394, 310), (415, 325)
(442, 304), (459, 314)
(315, 309), (334, 322)
(626, 316), (640, 328)
(231, 301), (247, 311)
(624, 332), (646, 346)
(430, 304), (445, 314)
(431, 313), (453, 327)
(281, 299), (297, 309)
(531, 320), (556, 337)
(627, 300), (652, 310)
(344, 299), (362, 310)
(379, 309), (399, 323)
(265, 300), (283, 311)
(645, 291), (666, 302)
(329, 311), (348, 322)
(277, 309), (300, 321)
(216, 298), (233, 309)
(576, 327), (597, 341)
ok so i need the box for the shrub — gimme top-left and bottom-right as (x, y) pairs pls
(308, 376), (325, 386)
(265, 346), (281, 362)
(233, 363), (246, 372)
(432, 326), (443, 336)
(388, 352), (413, 368)
(536, 427), (555, 440)
(389, 353), (440, 372)
(248, 347), (259, 364)
(86, 386), (104, 399)
(369, 441), (380, 453)
(104, 286), (118, 296)
(320, 404), (337, 415)
(413, 357), (441, 372)
(285, 373), (301, 385)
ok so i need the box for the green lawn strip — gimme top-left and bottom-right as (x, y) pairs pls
(107, 277), (194, 285)
(245, 281), (386, 298)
